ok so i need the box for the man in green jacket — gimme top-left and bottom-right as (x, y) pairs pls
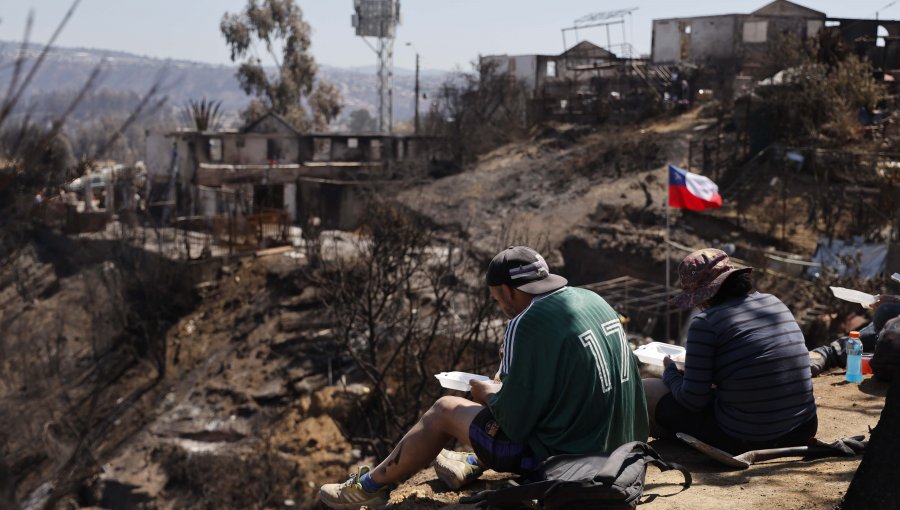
(320, 246), (649, 509)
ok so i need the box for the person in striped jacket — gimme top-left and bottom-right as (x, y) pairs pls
(643, 248), (818, 454)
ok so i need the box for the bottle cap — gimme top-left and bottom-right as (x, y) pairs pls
(849, 331), (860, 338)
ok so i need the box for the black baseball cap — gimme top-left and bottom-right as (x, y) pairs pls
(486, 246), (568, 295)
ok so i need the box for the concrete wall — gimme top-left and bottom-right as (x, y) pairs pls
(688, 16), (737, 63)
(221, 136), (255, 165)
(145, 132), (173, 180)
(240, 137), (269, 164)
(652, 19), (687, 64)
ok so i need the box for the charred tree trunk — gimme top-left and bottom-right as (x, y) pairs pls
(841, 376), (900, 510)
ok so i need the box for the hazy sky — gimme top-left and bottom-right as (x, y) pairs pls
(2, 1), (899, 71)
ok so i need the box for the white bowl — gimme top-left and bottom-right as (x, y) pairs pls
(634, 342), (686, 369)
(434, 371), (491, 391)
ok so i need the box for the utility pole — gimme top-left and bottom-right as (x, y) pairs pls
(406, 42), (421, 134)
(414, 52), (420, 134)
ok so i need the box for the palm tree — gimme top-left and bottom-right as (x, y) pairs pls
(182, 98), (223, 131)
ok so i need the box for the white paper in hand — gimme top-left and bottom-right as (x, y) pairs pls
(830, 286), (876, 308)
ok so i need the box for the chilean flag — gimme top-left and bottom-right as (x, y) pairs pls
(668, 164), (722, 211)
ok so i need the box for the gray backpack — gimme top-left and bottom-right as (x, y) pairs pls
(460, 441), (691, 510)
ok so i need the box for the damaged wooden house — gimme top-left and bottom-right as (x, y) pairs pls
(144, 112), (434, 233)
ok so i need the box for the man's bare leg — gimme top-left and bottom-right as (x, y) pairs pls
(369, 396), (483, 485)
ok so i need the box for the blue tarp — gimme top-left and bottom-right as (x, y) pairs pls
(805, 238), (888, 280)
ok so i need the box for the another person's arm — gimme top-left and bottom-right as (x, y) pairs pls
(663, 319), (716, 412)
(873, 294), (900, 309)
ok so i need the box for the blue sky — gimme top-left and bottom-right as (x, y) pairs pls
(2, 1), (899, 71)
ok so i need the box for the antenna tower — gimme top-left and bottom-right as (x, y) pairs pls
(562, 6), (638, 58)
(352, 0), (401, 133)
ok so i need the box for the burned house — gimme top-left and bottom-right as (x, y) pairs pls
(652, 0), (900, 98)
(481, 41), (617, 99)
(827, 16), (900, 79)
(145, 112), (432, 231)
(482, 41), (669, 124)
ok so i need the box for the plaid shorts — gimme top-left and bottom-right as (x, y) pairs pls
(468, 407), (539, 474)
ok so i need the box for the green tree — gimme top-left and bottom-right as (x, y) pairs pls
(221, 0), (341, 130)
(347, 108), (377, 132)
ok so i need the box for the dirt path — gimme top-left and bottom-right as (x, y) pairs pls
(387, 371), (886, 509)
(640, 371), (884, 510)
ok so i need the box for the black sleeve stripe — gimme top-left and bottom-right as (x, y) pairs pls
(708, 297), (783, 328)
(717, 350), (810, 375)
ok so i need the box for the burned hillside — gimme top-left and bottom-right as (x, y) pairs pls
(4, 1), (900, 509)
(3, 114), (898, 510)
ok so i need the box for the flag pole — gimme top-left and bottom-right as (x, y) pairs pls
(665, 165), (671, 343)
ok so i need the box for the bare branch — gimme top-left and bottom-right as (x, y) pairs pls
(2, 10), (34, 117)
(0, 0), (82, 131)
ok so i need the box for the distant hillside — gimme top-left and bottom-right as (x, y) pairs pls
(0, 41), (450, 128)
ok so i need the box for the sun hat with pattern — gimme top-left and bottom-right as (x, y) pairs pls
(672, 248), (752, 309)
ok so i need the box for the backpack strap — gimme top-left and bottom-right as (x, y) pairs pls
(585, 441), (691, 488)
(632, 442), (692, 489)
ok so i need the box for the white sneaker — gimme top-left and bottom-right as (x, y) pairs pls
(434, 449), (484, 490)
(319, 465), (390, 509)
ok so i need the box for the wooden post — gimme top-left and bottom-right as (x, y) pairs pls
(665, 165), (671, 343)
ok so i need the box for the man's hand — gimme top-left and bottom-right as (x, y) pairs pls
(470, 379), (501, 406)
(873, 294), (900, 310)
(663, 356), (684, 374)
